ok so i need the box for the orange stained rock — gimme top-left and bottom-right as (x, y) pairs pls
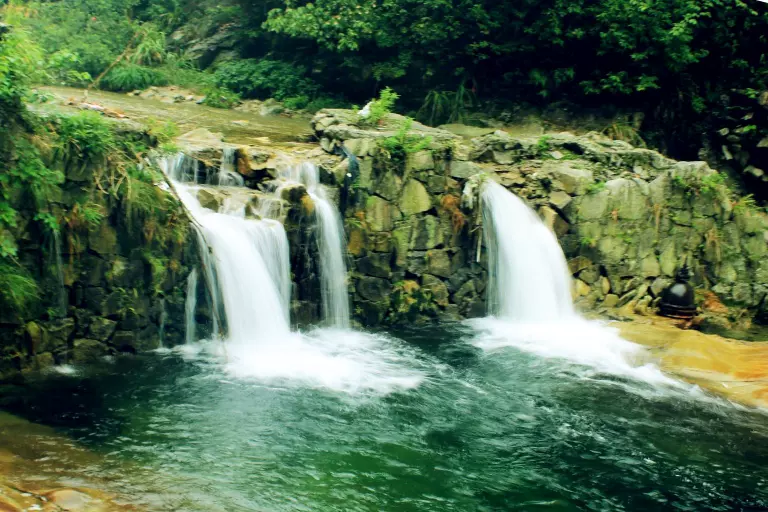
(618, 317), (768, 409)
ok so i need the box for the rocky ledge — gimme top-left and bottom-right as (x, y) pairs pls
(311, 110), (768, 328)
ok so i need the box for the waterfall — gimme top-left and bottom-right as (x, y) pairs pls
(278, 163), (350, 328)
(481, 180), (574, 322)
(158, 298), (168, 348)
(215, 147), (245, 187)
(51, 229), (67, 318)
(473, 179), (676, 385)
(193, 226), (222, 339)
(157, 153), (422, 393)
(185, 269), (199, 345)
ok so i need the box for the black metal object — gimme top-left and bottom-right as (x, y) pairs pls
(336, 144), (360, 213)
(659, 266), (697, 319)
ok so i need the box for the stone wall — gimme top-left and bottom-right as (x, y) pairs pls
(312, 110), (768, 327)
(0, 125), (199, 379)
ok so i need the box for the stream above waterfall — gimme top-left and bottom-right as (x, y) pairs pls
(4, 323), (768, 512)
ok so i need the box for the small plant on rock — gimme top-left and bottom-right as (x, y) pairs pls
(361, 87), (399, 126)
(379, 118), (432, 161)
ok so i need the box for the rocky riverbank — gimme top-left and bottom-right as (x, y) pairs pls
(0, 412), (133, 511)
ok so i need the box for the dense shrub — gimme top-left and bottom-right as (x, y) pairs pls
(101, 63), (168, 92)
(201, 85), (240, 109)
(213, 59), (319, 100)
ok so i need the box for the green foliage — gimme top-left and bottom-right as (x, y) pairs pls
(0, 9), (43, 122)
(213, 59), (319, 101)
(700, 173), (725, 195)
(201, 85), (240, 109)
(379, 118), (433, 161)
(733, 194), (757, 216)
(34, 212), (60, 234)
(146, 118), (179, 144)
(387, 281), (438, 323)
(586, 181), (607, 195)
(57, 112), (115, 159)
(417, 84), (475, 126)
(0, 137), (63, 260)
(0, 262), (39, 312)
(672, 171), (726, 198)
(101, 63), (168, 92)
(536, 136), (551, 153)
(8, 0), (136, 79)
(80, 202), (105, 228)
(602, 117), (646, 148)
(363, 87), (399, 125)
(45, 50), (92, 87)
(131, 24), (167, 66)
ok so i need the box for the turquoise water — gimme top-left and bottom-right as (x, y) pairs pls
(5, 324), (768, 511)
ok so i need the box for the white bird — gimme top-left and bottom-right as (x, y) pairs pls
(357, 101), (373, 118)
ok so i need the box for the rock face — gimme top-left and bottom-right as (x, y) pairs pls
(313, 110), (768, 327)
(0, 123), (198, 380)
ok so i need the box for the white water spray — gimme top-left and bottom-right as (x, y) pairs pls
(159, 154), (420, 393)
(216, 147), (245, 187)
(277, 163), (350, 328)
(473, 179), (679, 386)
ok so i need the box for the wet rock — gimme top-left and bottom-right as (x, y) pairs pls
(550, 163), (593, 195)
(540, 206), (569, 237)
(345, 138), (376, 157)
(426, 250), (453, 278)
(357, 253), (393, 279)
(449, 160), (480, 179)
(24, 321), (45, 355)
(87, 317), (116, 342)
(410, 215), (444, 250)
(603, 294), (620, 308)
(375, 171), (403, 202)
(400, 179), (432, 216)
(600, 277), (611, 295)
(549, 190), (572, 211)
(577, 191), (609, 220)
(356, 276), (391, 302)
(573, 279), (591, 298)
(44, 488), (109, 512)
(72, 339), (109, 364)
(578, 265), (600, 285)
(407, 151), (434, 172)
(422, 274), (450, 307)
(280, 183), (308, 204)
(568, 256), (593, 275)
(366, 196), (401, 232)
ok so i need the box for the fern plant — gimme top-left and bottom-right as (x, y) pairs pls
(379, 118), (433, 161)
(363, 87), (399, 125)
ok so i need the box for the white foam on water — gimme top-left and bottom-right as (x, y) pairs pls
(469, 316), (681, 388)
(224, 328), (424, 395)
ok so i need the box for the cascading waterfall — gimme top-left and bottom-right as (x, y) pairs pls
(173, 180), (292, 343)
(216, 147), (245, 187)
(193, 225), (222, 339)
(474, 179), (677, 385)
(158, 298), (167, 348)
(158, 153), (421, 393)
(185, 269), (199, 345)
(481, 180), (574, 322)
(277, 163), (350, 328)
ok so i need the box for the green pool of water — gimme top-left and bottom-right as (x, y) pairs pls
(4, 324), (768, 511)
